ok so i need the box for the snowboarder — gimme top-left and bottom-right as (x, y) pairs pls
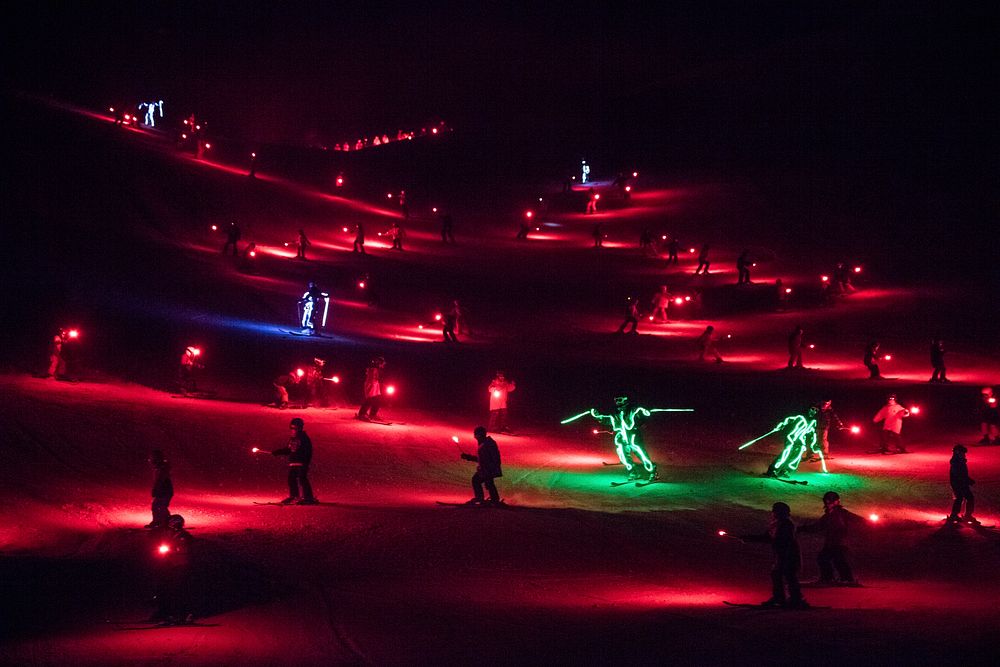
(357, 356), (385, 421)
(271, 417), (318, 505)
(741, 407), (825, 478)
(696, 325), (724, 363)
(178, 346), (203, 395)
(814, 400), (844, 458)
(615, 297), (640, 335)
(979, 387), (999, 445)
(388, 221), (405, 250)
(872, 394), (909, 454)
(787, 325), (804, 369)
(694, 244), (710, 274)
(296, 229), (311, 260)
(273, 370), (301, 409)
(353, 223), (366, 254)
(150, 514), (195, 625)
(864, 340), (882, 379)
(929, 337), (949, 383)
(798, 491), (858, 585)
(650, 286), (671, 322)
(741, 502), (808, 608)
(946, 445), (976, 524)
(736, 250), (752, 285)
(146, 450), (173, 529)
(460, 426), (503, 504)
(488, 371), (516, 433)
(222, 222), (241, 256)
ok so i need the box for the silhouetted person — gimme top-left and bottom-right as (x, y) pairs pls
(815, 400), (844, 458)
(651, 286), (671, 322)
(296, 229), (311, 260)
(516, 223), (530, 240)
(799, 491), (857, 585)
(150, 514), (194, 624)
(695, 244), (710, 274)
(864, 340), (882, 379)
(639, 228), (653, 251)
(742, 502), (808, 608)
(585, 188), (598, 215)
(273, 370), (301, 409)
(440, 214), (455, 243)
(46, 331), (67, 379)
(388, 222), (405, 250)
(222, 222), (241, 256)
(272, 417), (317, 504)
(787, 325), (804, 369)
(248, 152), (257, 178)
(442, 301), (459, 343)
(666, 236), (679, 265)
(947, 445), (976, 523)
(616, 298), (640, 334)
(353, 223), (366, 254)
(697, 325), (724, 363)
(737, 250), (752, 285)
(398, 190), (409, 219)
(592, 222), (603, 247)
(834, 262), (855, 294)
(146, 450), (173, 529)
(873, 393), (909, 453)
(357, 356), (385, 420)
(460, 426), (503, 504)
(774, 279), (789, 311)
(929, 337), (949, 383)
(178, 347), (202, 395)
(979, 387), (999, 445)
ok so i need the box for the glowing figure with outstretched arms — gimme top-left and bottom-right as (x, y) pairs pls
(740, 407), (825, 478)
(298, 281), (330, 334)
(139, 100), (164, 127)
(562, 396), (693, 481)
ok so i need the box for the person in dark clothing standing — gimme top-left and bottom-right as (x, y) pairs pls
(947, 445), (976, 524)
(742, 502), (809, 608)
(799, 491), (858, 585)
(694, 244), (710, 274)
(736, 250), (752, 285)
(787, 325), (804, 369)
(814, 400), (844, 459)
(357, 356), (385, 420)
(150, 514), (195, 624)
(271, 417), (317, 504)
(929, 337), (949, 383)
(592, 222), (604, 247)
(666, 236), (680, 265)
(864, 340), (883, 379)
(353, 223), (366, 254)
(615, 297), (640, 335)
(222, 222), (241, 256)
(296, 229), (311, 260)
(442, 301), (459, 343)
(146, 450), (174, 529)
(460, 426), (503, 504)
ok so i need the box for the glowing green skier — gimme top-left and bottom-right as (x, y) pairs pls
(561, 396), (693, 481)
(740, 406), (826, 478)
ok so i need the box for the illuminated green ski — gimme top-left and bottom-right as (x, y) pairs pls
(740, 407), (826, 477)
(562, 397), (693, 479)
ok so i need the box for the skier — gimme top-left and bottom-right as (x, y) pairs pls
(615, 297), (640, 335)
(248, 152), (257, 178)
(864, 340), (882, 379)
(694, 244), (710, 274)
(741, 407), (824, 478)
(442, 301), (459, 343)
(592, 221), (603, 247)
(398, 190), (409, 219)
(388, 221), (405, 251)
(741, 502), (809, 608)
(639, 228), (653, 252)
(305, 358), (327, 408)
(736, 250), (752, 285)
(798, 491), (858, 585)
(834, 262), (855, 294)
(787, 325), (804, 369)
(979, 387), (999, 445)
(146, 450), (173, 530)
(452, 299), (471, 337)
(46, 330), (67, 379)
(296, 229), (311, 260)
(460, 426), (503, 504)
(586, 188), (598, 215)
(696, 325), (724, 363)
(946, 444), (977, 524)
(488, 371), (516, 433)
(273, 370), (301, 409)
(650, 286), (671, 322)
(299, 281), (328, 333)
(150, 514), (195, 625)
(271, 417), (318, 504)
(580, 160), (590, 184)
(357, 356), (385, 421)
(353, 223), (366, 254)
(872, 393), (909, 454)
(178, 346), (202, 395)
(666, 236), (680, 265)
(929, 337), (949, 383)
(814, 400), (845, 459)
(222, 222), (241, 256)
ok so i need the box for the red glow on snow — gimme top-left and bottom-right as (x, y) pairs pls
(385, 385), (396, 395)
(868, 513), (880, 522)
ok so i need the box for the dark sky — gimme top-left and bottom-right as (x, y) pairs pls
(4, 0), (997, 171)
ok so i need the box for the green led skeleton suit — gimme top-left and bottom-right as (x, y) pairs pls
(562, 398), (693, 480)
(740, 408), (825, 478)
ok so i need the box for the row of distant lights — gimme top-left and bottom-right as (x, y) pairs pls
(329, 122), (448, 152)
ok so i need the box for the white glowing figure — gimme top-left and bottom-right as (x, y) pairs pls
(581, 160), (590, 184)
(138, 100), (164, 127)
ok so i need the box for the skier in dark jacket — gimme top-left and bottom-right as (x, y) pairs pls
(460, 426), (503, 504)
(146, 450), (174, 529)
(272, 417), (317, 504)
(798, 491), (858, 585)
(814, 400), (845, 458)
(222, 222), (241, 256)
(736, 250), (752, 285)
(929, 337), (949, 383)
(150, 514), (195, 624)
(947, 445), (976, 524)
(864, 340), (882, 379)
(742, 502), (808, 608)
(615, 297), (640, 334)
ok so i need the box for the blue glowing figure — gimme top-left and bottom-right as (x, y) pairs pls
(139, 100), (164, 127)
(581, 160), (590, 184)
